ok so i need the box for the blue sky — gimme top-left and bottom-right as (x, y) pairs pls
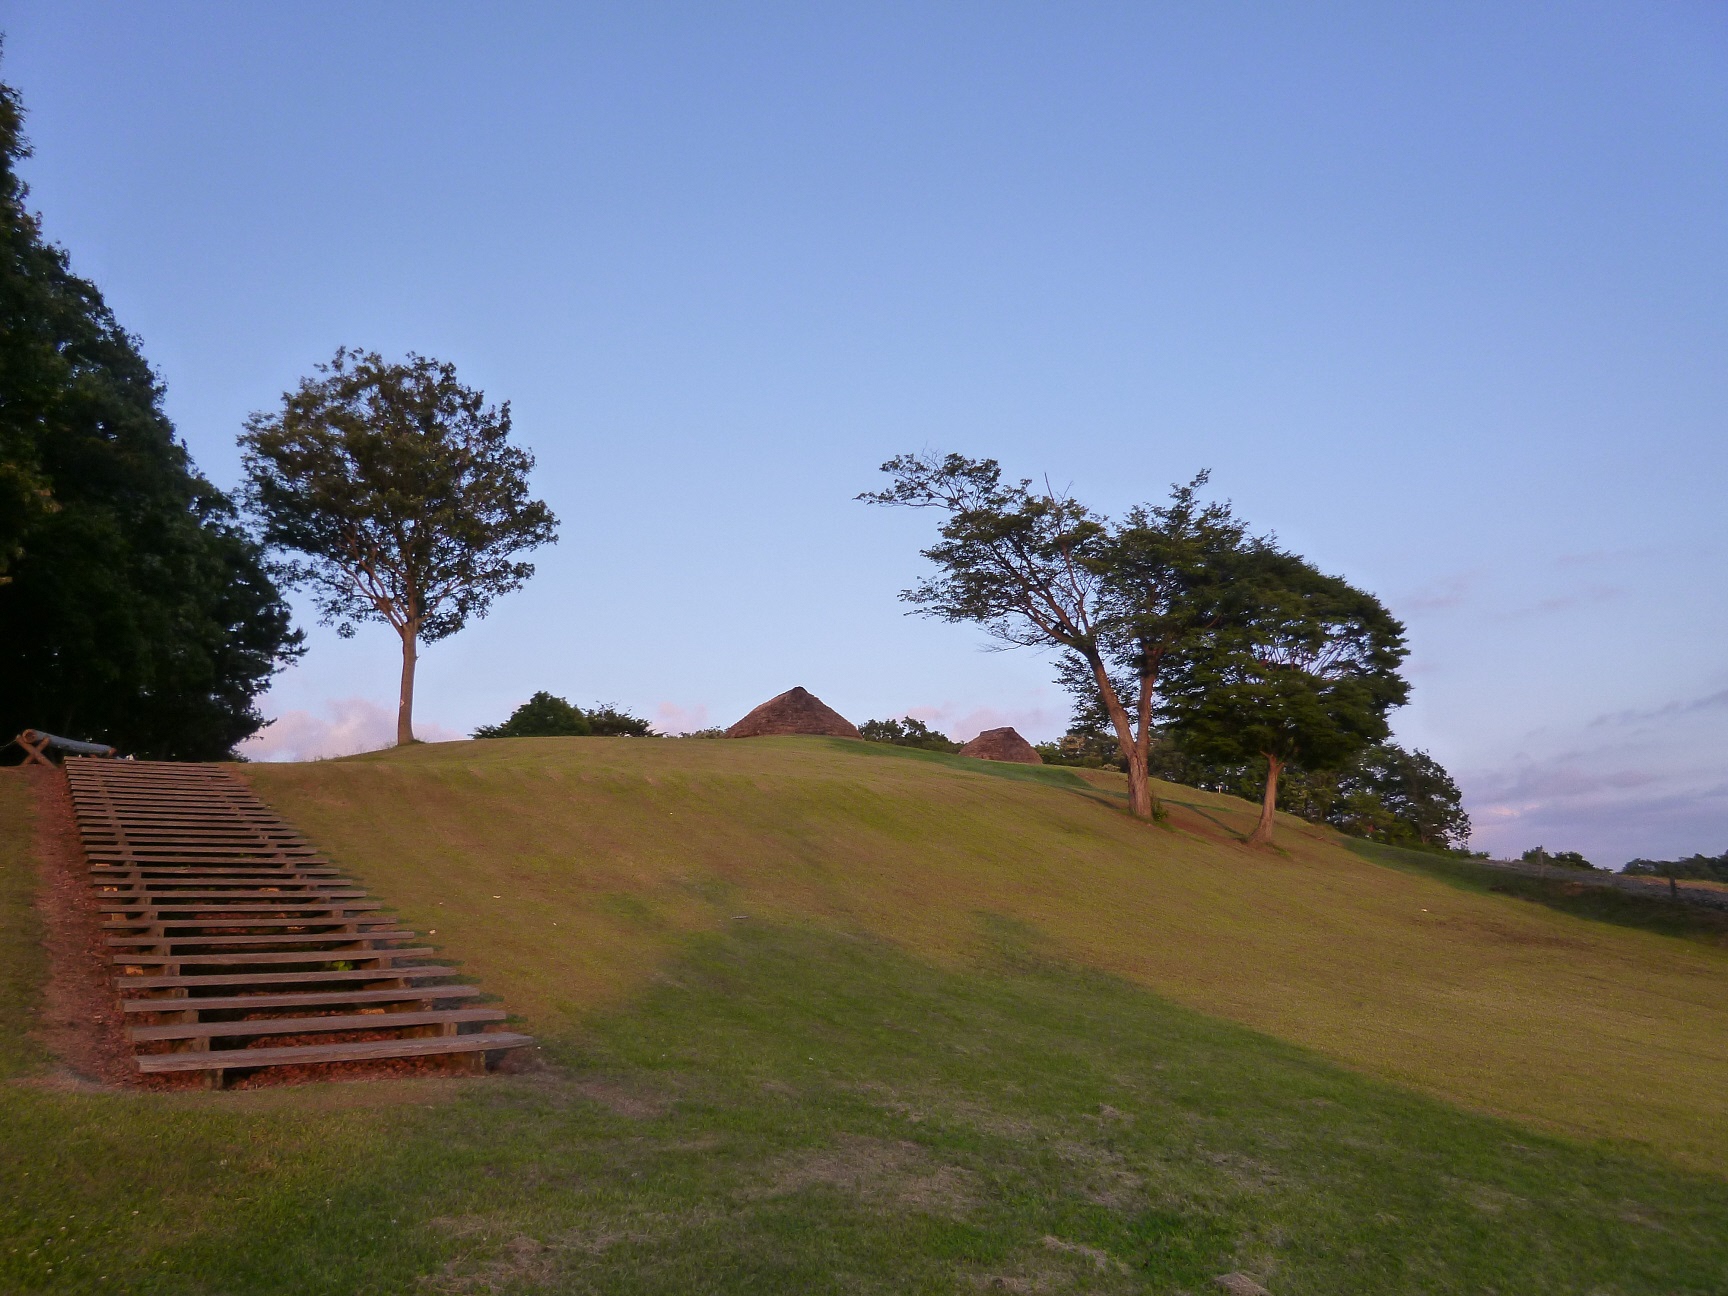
(6, 3), (1725, 863)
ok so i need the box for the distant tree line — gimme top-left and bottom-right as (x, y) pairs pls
(1622, 851), (1728, 884)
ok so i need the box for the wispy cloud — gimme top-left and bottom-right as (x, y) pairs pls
(240, 698), (463, 763)
(1590, 688), (1728, 729)
(1525, 583), (1623, 615)
(1401, 571), (1483, 613)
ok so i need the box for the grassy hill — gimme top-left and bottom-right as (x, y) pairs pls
(0, 737), (1724, 1293)
(247, 736), (1727, 1168)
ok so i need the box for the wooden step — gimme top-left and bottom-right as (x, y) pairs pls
(107, 930), (418, 950)
(130, 1007), (506, 1043)
(134, 1031), (535, 1074)
(103, 916), (391, 932)
(113, 947), (433, 968)
(99, 905), (380, 912)
(115, 965), (460, 992)
(119, 985), (483, 1014)
(89, 867), (338, 877)
(95, 890), (368, 903)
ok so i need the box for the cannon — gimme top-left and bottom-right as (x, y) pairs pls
(9, 729), (119, 766)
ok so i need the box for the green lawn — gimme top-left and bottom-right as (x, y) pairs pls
(1, 744), (1725, 1293)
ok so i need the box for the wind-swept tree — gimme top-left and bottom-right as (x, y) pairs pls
(1165, 552), (1409, 846)
(241, 350), (558, 746)
(862, 454), (1256, 820)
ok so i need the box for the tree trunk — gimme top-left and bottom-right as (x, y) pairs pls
(1085, 652), (1159, 820)
(1248, 753), (1284, 847)
(397, 626), (418, 746)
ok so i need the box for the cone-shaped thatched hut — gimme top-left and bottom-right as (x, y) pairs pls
(958, 726), (1042, 764)
(725, 687), (861, 739)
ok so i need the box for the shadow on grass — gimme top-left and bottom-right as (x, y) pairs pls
(1347, 838), (1728, 949)
(818, 737), (1157, 824)
(3, 916), (1727, 1293)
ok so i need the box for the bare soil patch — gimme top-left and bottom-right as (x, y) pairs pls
(22, 766), (133, 1087)
(755, 1134), (978, 1216)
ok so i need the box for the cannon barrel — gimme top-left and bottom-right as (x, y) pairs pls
(18, 729), (118, 758)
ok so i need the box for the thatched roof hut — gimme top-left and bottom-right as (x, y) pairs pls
(958, 726), (1042, 764)
(725, 687), (861, 739)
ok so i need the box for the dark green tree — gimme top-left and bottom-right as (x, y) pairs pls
(473, 692), (648, 739)
(1345, 743), (1471, 848)
(473, 691), (589, 738)
(242, 349), (558, 747)
(1165, 551), (1409, 847)
(0, 72), (301, 758)
(584, 704), (651, 737)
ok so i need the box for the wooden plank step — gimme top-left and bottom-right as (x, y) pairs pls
(113, 947), (433, 968)
(98, 903), (384, 919)
(134, 1031), (535, 1073)
(94, 890), (367, 902)
(103, 917), (392, 932)
(107, 929), (418, 950)
(88, 874), (343, 884)
(130, 1007), (506, 1043)
(120, 985), (483, 1014)
(115, 965), (459, 991)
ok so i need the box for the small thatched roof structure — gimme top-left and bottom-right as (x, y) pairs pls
(958, 726), (1042, 764)
(725, 687), (860, 739)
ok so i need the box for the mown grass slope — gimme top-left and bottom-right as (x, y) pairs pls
(3, 752), (1728, 1293)
(243, 736), (1728, 1170)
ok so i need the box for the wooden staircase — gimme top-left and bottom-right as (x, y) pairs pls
(66, 757), (532, 1085)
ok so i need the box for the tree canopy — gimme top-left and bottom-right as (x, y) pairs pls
(1163, 550), (1409, 845)
(241, 349), (558, 746)
(0, 72), (301, 758)
(472, 692), (649, 739)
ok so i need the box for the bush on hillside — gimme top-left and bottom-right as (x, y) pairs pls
(473, 691), (649, 739)
(1522, 846), (1596, 871)
(858, 717), (960, 753)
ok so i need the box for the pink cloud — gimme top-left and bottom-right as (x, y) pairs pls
(239, 697), (463, 763)
(652, 701), (712, 735)
(901, 702), (1067, 744)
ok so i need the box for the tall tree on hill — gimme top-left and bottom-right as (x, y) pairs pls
(861, 453), (1256, 820)
(241, 349), (558, 746)
(1164, 552), (1409, 847)
(0, 70), (302, 757)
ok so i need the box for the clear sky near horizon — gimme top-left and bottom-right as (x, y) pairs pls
(5, 3), (1725, 864)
